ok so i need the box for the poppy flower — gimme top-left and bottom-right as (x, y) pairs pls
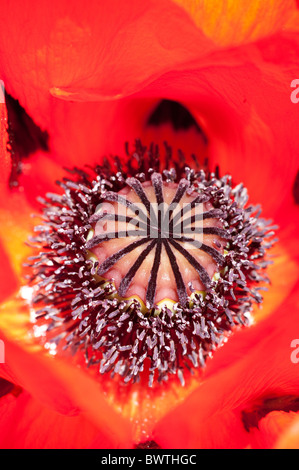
(0, 0), (299, 449)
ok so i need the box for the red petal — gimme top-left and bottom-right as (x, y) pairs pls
(0, 390), (111, 449)
(0, 0), (298, 449)
(131, 32), (299, 218)
(0, 0), (213, 154)
(1, 1), (298, 216)
(153, 280), (299, 448)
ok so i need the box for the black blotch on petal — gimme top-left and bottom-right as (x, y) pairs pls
(293, 170), (299, 205)
(241, 395), (299, 432)
(148, 99), (206, 138)
(134, 440), (161, 449)
(0, 377), (22, 398)
(5, 92), (49, 188)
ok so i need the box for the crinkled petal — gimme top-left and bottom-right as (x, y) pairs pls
(152, 280), (299, 448)
(0, 390), (112, 449)
(249, 411), (299, 448)
(0, 2), (298, 208)
(0, 0), (213, 118)
(133, 32), (299, 219)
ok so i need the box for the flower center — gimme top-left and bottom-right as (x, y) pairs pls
(27, 142), (276, 385)
(87, 174), (227, 309)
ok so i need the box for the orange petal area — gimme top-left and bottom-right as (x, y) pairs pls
(90, 362), (204, 444)
(152, 279), (299, 448)
(251, 242), (299, 323)
(0, 240), (18, 304)
(275, 414), (299, 448)
(0, 299), (133, 448)
(249, 411), (299, 449)
(0, 390), (109, 449)
(0, 151), (67, 285)
(173, 0), (299, 47)
(251, 202), (299, 324)
(0, 191), (33, 280)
